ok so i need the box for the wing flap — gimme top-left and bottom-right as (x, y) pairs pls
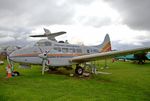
(70, 47), (150, 63)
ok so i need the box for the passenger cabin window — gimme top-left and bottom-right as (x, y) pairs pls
(69, 48), (75, 53)
(76, 49), (82, 53)
(93, 49), (99, 53)
(54, 47), (61, 52)
(62, 48), (68, 53)
(87, 49), (90, 53)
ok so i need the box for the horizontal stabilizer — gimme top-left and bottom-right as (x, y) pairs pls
(30, 28), (66, 41)
(30, 35), (46, 37)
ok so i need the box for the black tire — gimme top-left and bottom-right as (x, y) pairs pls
(75, 66), (83, 75)
(49, 67), (57, 71)
(138, 60), (144, 64)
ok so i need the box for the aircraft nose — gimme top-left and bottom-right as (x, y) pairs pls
(9, 50), (18, 61)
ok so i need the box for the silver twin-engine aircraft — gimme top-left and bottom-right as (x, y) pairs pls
(8, 28), (150, 75)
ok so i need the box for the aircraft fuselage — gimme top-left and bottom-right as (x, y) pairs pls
(9, 39), (100, 66)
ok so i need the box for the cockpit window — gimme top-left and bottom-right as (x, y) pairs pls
(35, 41), (52, 46)
(24, 42), (36, 48)
(45, 42), (52, 46)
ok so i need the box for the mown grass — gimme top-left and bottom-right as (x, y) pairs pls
(0, 60), (150, 101)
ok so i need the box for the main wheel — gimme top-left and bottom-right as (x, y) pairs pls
(49, 67), (57, 71)
(75, 66), (83, 75)
(138, 60), (144, 64)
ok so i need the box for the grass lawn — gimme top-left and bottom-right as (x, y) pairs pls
(0, 60), (150, 101)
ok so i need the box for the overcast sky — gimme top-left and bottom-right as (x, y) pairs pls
(0, 0), (150, 50)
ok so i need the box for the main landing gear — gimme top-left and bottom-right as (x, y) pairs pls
(138, 59), (145, 64)
(75, 64), (84, 75)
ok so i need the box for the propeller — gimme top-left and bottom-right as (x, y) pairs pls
(38, 47), (50, 75)
(7, 55), (14, 73)
(6, 46), (18, 72)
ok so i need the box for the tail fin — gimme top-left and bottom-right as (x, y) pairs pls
(98, 34), (112, 52)
(44, 28), (51, 35)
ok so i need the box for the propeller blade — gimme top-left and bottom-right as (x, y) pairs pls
(38, 46), (43, 53)
(38, 46), (50, 75)
(7, 56), (11, 65)
(7, 55), (14, 71)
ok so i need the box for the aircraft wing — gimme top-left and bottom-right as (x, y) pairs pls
(70, 47), (150, 63)
(30, 35), (46, 37)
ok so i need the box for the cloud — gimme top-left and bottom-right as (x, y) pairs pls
(65, 0), (93, 5)
(0, 0), (75, 27)
(0, 0), (96, 39)
(105, 0), (150, 31)
(0, 0), (77, 44)
(82, 16), (112, 27)
(0, 0), (150, 50)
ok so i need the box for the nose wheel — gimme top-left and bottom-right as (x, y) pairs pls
(75, 65), (83, 75)
(12, 71), (20, 76)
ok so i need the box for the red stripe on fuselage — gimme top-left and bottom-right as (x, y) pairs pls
(14, 53), (83, 57)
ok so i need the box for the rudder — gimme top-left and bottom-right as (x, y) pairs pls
(98, 34), (112, 52)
